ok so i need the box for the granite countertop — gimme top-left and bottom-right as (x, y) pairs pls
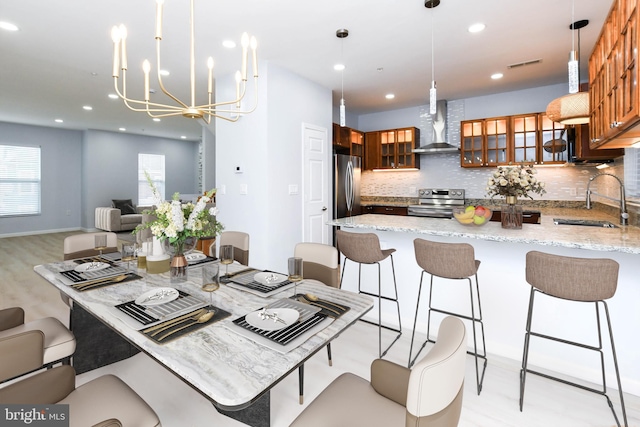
(328, 207), (640, 254)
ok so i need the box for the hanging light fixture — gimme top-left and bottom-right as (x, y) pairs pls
(546, 1), (589, 125)
(111, 0), (259, 124)
(425, 0), (439, 115)
(336, 29), (349, 127)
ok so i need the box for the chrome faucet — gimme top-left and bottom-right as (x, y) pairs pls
(585, 173), (629, 226)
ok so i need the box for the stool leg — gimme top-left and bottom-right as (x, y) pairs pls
(468, 275), (487, 395)
(326, 343), (332, 367)
(602, 301), (628, 427)
(520, 287), (536, 411)
(408, 271), (426, 368)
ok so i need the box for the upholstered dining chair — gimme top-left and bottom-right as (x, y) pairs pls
(0, 330), (161, 427)
(293, 242), (340, 404)
(0, 307), (75, 382)
(290, 316), (467, 427)
(218, 231), (250, 265)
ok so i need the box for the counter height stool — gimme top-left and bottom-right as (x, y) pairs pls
(520, 251), (627, 427)
(336, 230), (402, 358)
(409, 238), (487, 395)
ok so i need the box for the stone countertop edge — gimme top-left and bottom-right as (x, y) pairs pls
(328, 208), (640, 255)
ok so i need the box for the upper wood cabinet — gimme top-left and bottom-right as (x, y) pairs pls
(332, 123), (364, 157)
(589, 0), (640, 148)
(461, 113), (570, 168)
(364, 127), (420, 170)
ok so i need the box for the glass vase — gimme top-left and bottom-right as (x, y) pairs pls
(163, 237), (197, 283)
(501, 196), (523, 229)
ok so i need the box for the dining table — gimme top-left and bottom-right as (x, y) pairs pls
(34, 254), (374, 427)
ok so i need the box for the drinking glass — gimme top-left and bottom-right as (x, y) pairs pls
(219, 245), (234, 282)
(94, 234), (107, 257)
(201, 264), (220, 307)
(288, 257), (303, 297)
(121, 243), (136, 272)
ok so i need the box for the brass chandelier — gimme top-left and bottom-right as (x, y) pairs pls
(111, 0), (259, 124)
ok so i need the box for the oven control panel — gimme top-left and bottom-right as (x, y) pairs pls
(417, 188), (465, 200)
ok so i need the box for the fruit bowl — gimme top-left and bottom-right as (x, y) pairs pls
(452, 205), (492, 226)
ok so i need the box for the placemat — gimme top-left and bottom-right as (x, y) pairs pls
(61, 264), (128, 283)
(187, 256), (217, 267)
(142, 306), (231, 343)
(115, 290), (205, 325)
(226, 270), (295, 297)
(290, 294), (350, 319)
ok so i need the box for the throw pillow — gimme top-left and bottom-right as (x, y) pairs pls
(112, 199), (137, 215)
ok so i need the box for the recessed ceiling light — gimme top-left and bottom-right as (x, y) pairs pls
(0, 21), (19, 32)
(468, 23), (486, 33)
(153, 118), (161, 122)
(159, 69), (170, 76)
(83, 105), (93, 111)
(222, 40), (236, 49)
(54, 119), (63, 123)
(108, 93), (118, 99)
(180, 136), (187, 139)
(334, 64), (345, 71)
(491, 73), (504, 80)
(119, 127), (126, 132)
(385, 94), (395, 99)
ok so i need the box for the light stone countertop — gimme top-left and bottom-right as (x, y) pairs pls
(328, 208), (640, 254)
(34, 261), (374, 410)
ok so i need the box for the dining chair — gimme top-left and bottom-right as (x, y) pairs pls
(520, 250), (627, 427)
(290, 316), (467, 427)
(0, 330), (161, 427)
(218, 231), (250, 265)
(0, 307), (75, 383)
(293, 242), (340, 404)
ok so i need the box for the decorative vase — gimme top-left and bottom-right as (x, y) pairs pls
(501, 195), (523, 229)
(163, 237), (198, 282)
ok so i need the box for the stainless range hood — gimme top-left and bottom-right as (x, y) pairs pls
(412, 100), (460, 154)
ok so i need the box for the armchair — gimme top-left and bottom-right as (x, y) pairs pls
(0, 330), (161, 427)
(290, 316), (467, 427)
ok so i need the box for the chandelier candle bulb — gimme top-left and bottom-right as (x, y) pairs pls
(111, 26), (120, 77)
(119, 24), (127, 70)
(251, 36), (258, 77)
(155, 0), (164, 39)
(207, 57), (214, 93)
(143, 60), (150, 101)
(241, 32), (249, 80)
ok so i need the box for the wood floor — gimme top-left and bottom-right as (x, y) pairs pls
(2, 231), (639, 426)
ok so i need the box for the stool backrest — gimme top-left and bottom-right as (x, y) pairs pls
(63, 232), (118, 260)
(219, 231), (250, 265)
(294, 242), (340, 288)
(336, 230), (387, 264)
(406, 316), (466, 423)
(526, 251), (619, 301)
(414, 238), (478, 279)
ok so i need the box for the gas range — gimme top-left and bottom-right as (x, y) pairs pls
(407, 188), (465, 218)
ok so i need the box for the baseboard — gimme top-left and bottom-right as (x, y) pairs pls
(0, 227), (83, 238)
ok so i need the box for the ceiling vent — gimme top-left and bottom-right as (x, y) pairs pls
(507, 59), (542, 69)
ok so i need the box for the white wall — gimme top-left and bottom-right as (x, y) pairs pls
(215, 62), (332, 272)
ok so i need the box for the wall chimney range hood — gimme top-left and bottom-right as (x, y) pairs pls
(412, 100), (459, 154)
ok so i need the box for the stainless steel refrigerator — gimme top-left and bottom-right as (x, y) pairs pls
(334, 154), (361, 218)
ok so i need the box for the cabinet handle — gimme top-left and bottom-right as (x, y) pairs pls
(591, 138), (600, 143)
(610, 121), (623, 128)
(385, 208), (393, 211)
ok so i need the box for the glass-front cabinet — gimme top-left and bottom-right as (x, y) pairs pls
(366, 127), (420, 170)
(539, 114), (567, 164)
(485, 118), (509, 165)
(513, 114), (538, 163)
(461, 118), (508, 167)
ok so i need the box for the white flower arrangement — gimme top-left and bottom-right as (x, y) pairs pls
(136, 172), (224, 252)
(486, 164), (546, 200)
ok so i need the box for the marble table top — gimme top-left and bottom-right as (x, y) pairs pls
(34, 260), (373, 410)
(328, 208), (640, 254)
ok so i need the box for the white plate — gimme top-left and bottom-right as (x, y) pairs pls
(185, 253), (207, 262)
(245, 308), (299, 331)
(254, 272), (288, 286)
(74, 262), (110, 273)
(135, 287), (179, 306)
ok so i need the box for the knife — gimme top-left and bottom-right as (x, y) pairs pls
(142, 308), (207, 334)
(225, 268), (257, 279)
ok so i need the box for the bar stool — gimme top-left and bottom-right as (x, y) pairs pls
(336, 230), (402, 358)
(409, 238), (487, 395)
(520, 251), (627, 427)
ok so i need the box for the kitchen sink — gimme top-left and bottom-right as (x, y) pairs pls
(553, 218), (618, 228)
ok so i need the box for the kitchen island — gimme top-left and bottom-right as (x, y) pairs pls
(328, 210), (640, 397)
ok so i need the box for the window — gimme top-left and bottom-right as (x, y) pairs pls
(138, 153), (165, 205)
(0, 145), (41, 217)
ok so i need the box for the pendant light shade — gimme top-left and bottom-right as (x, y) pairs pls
(546, 92), (589, 125)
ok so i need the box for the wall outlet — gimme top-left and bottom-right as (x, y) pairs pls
(240, 184), (248, 195)
(409, 186), (417, 195)
(288, 184), (299, 195)
(569, 187), (577, 196)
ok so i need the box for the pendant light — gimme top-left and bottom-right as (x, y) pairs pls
(336, 29), (349, 127)
(546, 0), (589, 125)
(425, 0), (439, 115)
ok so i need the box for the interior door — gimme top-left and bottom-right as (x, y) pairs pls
(302, 123), (329, 244)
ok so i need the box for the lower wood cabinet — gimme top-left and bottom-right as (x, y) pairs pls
(363, 205), (408, 216)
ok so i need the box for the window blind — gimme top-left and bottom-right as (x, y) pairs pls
(0, 145), (41, 217)
(138, 153), (165, 205)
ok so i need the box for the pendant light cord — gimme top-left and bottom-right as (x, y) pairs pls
(431, 8), (435, 83)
